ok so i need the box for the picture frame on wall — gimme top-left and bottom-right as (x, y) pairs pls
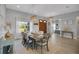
(34, 23), (38, 25)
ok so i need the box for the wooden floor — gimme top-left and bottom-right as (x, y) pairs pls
(13, 34), (79, 54)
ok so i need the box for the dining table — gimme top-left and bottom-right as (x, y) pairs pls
(29, 34), (44, 53)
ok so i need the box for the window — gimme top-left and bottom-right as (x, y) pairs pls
(16, 21), (29, 33)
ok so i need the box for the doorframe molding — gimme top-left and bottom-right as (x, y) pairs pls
(76, 16), (79, 39)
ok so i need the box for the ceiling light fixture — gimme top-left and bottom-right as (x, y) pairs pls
(40, 20), (42, 22)
(44, 21), (46, 23)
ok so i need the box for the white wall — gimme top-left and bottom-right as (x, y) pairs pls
(6, 9), (30, 34)
(0, 4), (6, 35)
(6, 9), (43, 35)
(53, 11), (79, 39)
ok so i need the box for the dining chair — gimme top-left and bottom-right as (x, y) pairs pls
(35, 33), (50, 53)
(27, 36), (35, 50)
(21, 32), (27, 47)
(21, 32), (35, 50)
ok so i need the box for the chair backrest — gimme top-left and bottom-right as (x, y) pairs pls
(41, 33), (50, 44)
(21, 32), (27, 41)
(28, 36), (35, 43)
(44, 33), (50, 39)
(28, 36), (32, 40)
(33, 33), (49, 46)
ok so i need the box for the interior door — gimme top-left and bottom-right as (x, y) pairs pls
(39, 20), (47, 33)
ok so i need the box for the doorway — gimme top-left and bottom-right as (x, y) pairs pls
(39, 20), (47, 33)
(76, 17), (79, 39)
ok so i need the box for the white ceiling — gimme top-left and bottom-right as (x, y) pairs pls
(6, 4), (79, 17)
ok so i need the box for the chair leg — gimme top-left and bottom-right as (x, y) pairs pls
(26, 43), (30, 50)
(26, 44), (29, 50)
(32, 45), (34, 50)
(47, 45), (49, 51)
(35, 45), (37, 50)
(41, 45), (42, 54)
(36, 47), (37, 50)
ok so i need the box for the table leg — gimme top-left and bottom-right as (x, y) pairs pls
(72, 33), (73, 39)
(32, 40), (35, 50)
(41, 45), (42, 54)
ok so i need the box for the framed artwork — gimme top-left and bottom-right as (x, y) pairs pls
(34, 23), (38, 25)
